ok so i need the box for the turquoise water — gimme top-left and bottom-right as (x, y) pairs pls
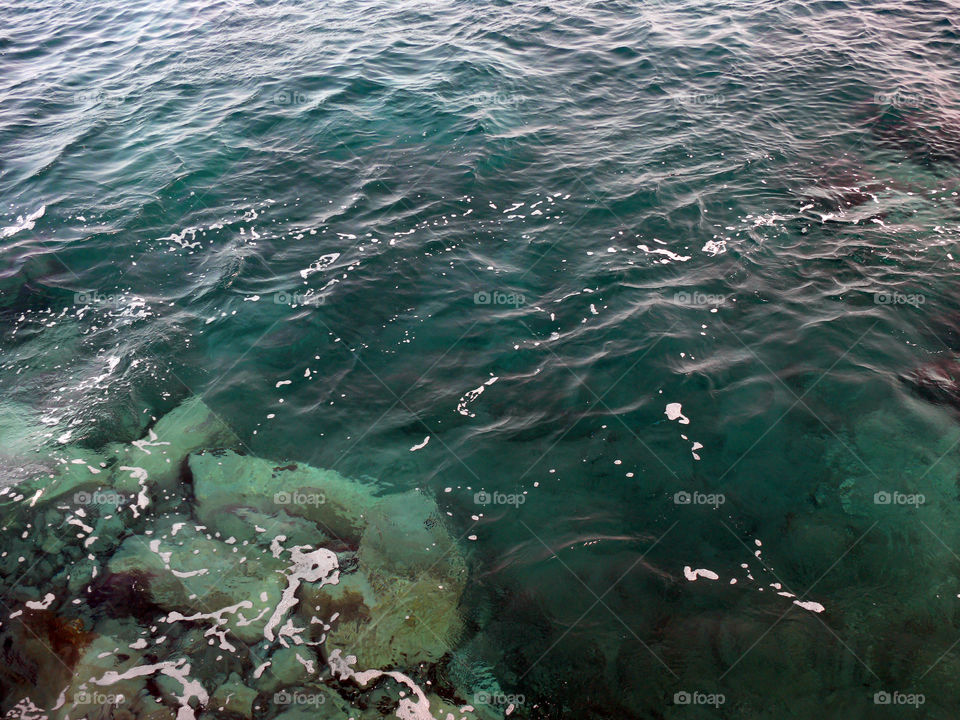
(3, 0), (960, 717)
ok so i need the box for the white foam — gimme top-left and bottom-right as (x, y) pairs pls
(25, 593), (55, 610)
(701, 239), (726, 255)
(456, 376), (499, 417)
(300, 252), (341, 279)
(263, 544), (339, 642)
(683, 566), (719, 581)
(1, 206), (45, 239)
(665, 403), (690, 425)
(92, 658), (207, 720)
(637, 243), (691, 262)
(329, 649), (436, 720)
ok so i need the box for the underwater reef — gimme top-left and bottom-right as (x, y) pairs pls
(0, 397), (506, 720)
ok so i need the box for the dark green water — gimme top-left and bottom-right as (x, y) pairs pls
(3, 1), (960, 718)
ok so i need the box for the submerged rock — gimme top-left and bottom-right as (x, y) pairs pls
(58, 632), (207, 720)
(51, 632), (150, 720)
(189, 449), (468, 668)
(360, 489), (462, 575)
(319, 494), (468, 668)
(301, 490), (467, 668)
(271, 685), (355, 720)
(0, 610), (94, 713)
(253, 647), (316, 693)
(202, 506), (330, 550)
(107, 516), (286, 644)
(305, 566), (465, 669)
(828, 403), (960, 517)
(901, 358), (960, 412)
(327, 649), (493, 720)
(0, 394), (474, 718)
(106, 396), (239, 493)
(0, 400), (111, 502)
(2, 395), (236, 507)
(0, 444), (110, 508)
(189, 450), (377, 544)
(135, 694), (178, 720)
(210, 673), (257, 718)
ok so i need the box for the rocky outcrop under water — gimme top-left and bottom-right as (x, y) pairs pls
(0, 396), (497, 720)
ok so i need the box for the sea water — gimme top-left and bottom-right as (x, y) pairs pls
(3, 1), (960, 718)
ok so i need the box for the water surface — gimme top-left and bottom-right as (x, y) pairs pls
(3, 1), (960, 718)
